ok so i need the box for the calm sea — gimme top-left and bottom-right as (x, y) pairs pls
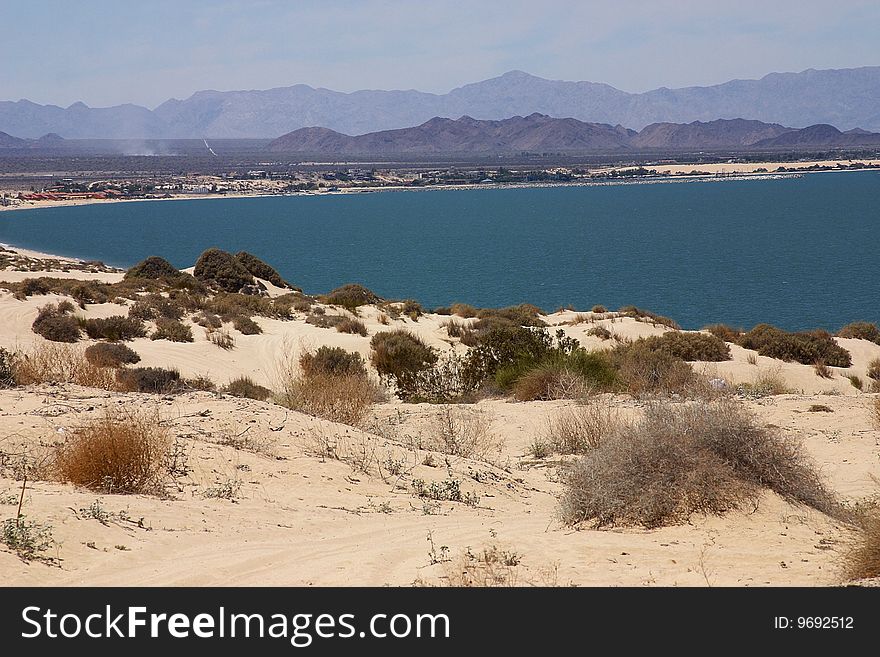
(1, 171), (878, 330)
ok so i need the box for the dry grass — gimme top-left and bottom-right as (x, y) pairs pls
(872, 397), (880, 430)
(845, 516), (880, 581)
(512, 365), (593, 401)
(736, 366), (793, 398)
(12, 343), (117, 390)
(419, 406), (501, 461)
(560, 399), (838, 528)
(813, 360), (834, 379)
(208, 328), (235, 350)
(54, 407), (170, 494)
(538, 396), (619, 455)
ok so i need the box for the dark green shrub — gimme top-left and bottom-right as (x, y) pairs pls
(224, 376), (272, 401)
(234, 251), (291, 288)
(193, 248), (256, 293)
(151, 318), (193, 343)
(300, 346), (367, 378)
(476, 304), (546, 328)
(401, 299), (423, 320)
(128, 294), (185, 320)
(618, 305), (680, 330)
(639, 332), (731, 362)
(462, 326), (553, 385)
(83, 316), (147, 341)
(370, 330), (437, 393)
(736, 324), (851, 367)
(116, 367), (182, 394)
(124, 256), (203, 291)
(84, 343), (141, 368)
(32, 303), (81, 343)
(322, 283), (381, 309)
(232, 315), (262, 335)
(336, 317), (368, 336)
(591, 305), (607, 313)
(837, 321), (880, 344)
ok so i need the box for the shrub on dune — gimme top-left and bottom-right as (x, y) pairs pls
(736, 324), (851, 367)
(224, 376), (272, 401)
(82, 315), (147, 341)
(32, 302), (81, 343)
(151, 318), (193, 343)
(84, 343), (140, 368)
(234, 251), (292, 289)
(638, 331), (731, 362)
(837, 321), (880, 344)
(322, 283), (381, 309)
(370, 330), (437, 391)
(193, 248), (257, 293)
(116, 367), (182, 394)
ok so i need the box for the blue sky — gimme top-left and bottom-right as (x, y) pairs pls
(2, 0), (879, 108)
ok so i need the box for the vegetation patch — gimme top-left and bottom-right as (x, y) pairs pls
(32, 302), (81, 343)
(234, 251), (292, 289)
(736, 324), (851, 367)
(84, 343), (141, 368)
(82, 315), (147, 341)
(151, 318), (194, 342)
(224, 376), (272, 401)
(193, 248), (257, 293)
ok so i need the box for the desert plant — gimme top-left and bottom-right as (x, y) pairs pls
(116, 367), (182, 394)
(370, 330), (437, 394)
(32, 302), (81, 342)
(232, 315), (262, 335)
(224, 376), (272, 401)
(12, 343), (116, 389)
(336, 317), (368, 336)
(208, 329), (235, 350)
(193, 248), (256, 293)
(639, 332), (731, 362)
(703, 324), (742, 343)
(591, 305), (607, 314)
(1, 517), (54, 561)
(610, 341), (698, 397)
(837, 321), (880, 344)
(587, 325), (611, 340)
(84, 342), (140, 368)
(128, 294), (185, 321)
(305, 313), (344, 329)
(151, 318), (193, 342)
(848, 375), (863, 390)
(559, 399), (837, 528)
(55, 407), (170, 494)
(399, 353), (481, 403)
(868, 358), (880, 382)
(873, 397), (880, 430)
(736, 368), (792, 398)
(82, 315), (147, 341)
(277, 371), (380, 426)
(300, 346), (367, 378)
(322, 283), (380, 309)
(234, 251), (290, 288)
(618, 305), (680, 329)
(736, 324), (851, 367)
(124, 256), (200, 289)
(844, 516), (880, 581)
(542, 397), (619, 454)
(194, 311), (222, 329)
(0, 348), (15, 388)
(421, 406), (500, 461)
(813, 361), (834, 379)
(183, 375), (217, 392)
(450, 303), (479, 318)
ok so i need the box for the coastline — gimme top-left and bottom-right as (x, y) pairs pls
(1, 158), (877, 215)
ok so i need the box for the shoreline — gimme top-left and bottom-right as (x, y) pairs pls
(1, 160), (877, 215)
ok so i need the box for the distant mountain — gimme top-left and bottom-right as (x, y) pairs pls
(0, 131), (27, 148)
(2, 67), (880, 138)
(0, 131), (65, 149)
(268, 115), (880, 155)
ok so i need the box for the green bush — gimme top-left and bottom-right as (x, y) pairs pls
(83, 316), (147, 341)
(461, 326), (553, 385)
(124, 256), (203, 291)
(32, 303), (81, 343)
(336, 317), (368, 336)
(224, 376), (272, 401)
(736, 324), (851, 367)
(193, 248), (256, 293)
(232, 315), (262, 335)
(151, 318), (193, 342)
(837, 321), (880, 344)
(639, 332), (731, 362)
(116, 367), (182, 394)
(128, 294), (185, 321)
(322, 283), (381, 309)
(234, 251), (290, 288)
(300, 346), (367, 378)
(84, 343), (141, 368)
(370, 330), (437, 394)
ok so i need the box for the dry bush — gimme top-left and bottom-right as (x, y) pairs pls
(845, 516), (880, 581)
(873, 397), (880, 430)
(224, 376), (272, 401)
(610, 341), (698, 397)
(813, 361), (834, 379)
(441, 545), (523, 587)
(450, 303), (478, 318)
(278, 371), (380, 427)
(539, 397), (619, 455)
(513, 364), (592, 401)
(82, 315), (147, 341)
(703, 324), (742, 343)
(84, 342), (140, 368)
(848, 375), (863, 390)
(736, 367), (793, 398)
(559, 399), (838, 528)
(54, 407), (170, 494)
(417, 406), (501, 461)
(586, 325), (611, 340)
(591, 305), (607, 314)
(618, 305), (680, 329)
(837, 321), (880, 344)
(868, 358), (880, 382)
(12, 343), (117, 389)
(116, 367), (182, 394)
(151, 318), (193, 342)
(194, 311), (222, 329)
(300, 346), (367, 378)
(336, 317), (368, 336)
(208, 329), (234, 350)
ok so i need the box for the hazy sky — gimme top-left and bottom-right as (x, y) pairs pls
(3, 0), (879, 108)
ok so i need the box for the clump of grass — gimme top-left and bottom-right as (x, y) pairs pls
(868, 358), (880, 382)
(837, 321), (880, 344)
(84, 343), (140, 368)
(193, 248), (257, 293)
(844, 516), (880, 581)
(322, 283), (380, 309)
(336, 317), (368, 336)
(848, 375), (863, 390)
(12, 343), (117, 389)
(538, 397), (619, 455)
(116, 367), (182, 394)
(32, 301), (81, 342)
(82, 315), (147, 341)
(55, 407), (170, 494)
(224, 376), (272, 401)
(559, 399), (838, 528)
(232, 315), (262, 335)
(736, 324), (851, 367)
(586, 325), (611, 340)
(813, 361), (834, 379)
(151, 318), (193, 342)
(208, 329), (234, 350)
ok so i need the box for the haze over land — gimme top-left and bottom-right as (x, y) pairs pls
(3, 67), (880, 139)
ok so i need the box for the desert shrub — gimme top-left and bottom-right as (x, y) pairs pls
(703, 324), (742, 343)
(9, 277), (116, 305)
(277, 371), (380, 426)
(300, 346), (367, 378)
(479, 304), (545, 326)
(443, 319), (467, 338)
(736, 324), (851, 367)
(610, 341), (698, 397)
(539, 397), (619, 455)
(204, 292), (288, 320)
(450, 303), (479, 318)
(639, 332), (731, 362)
(462, 326), (553, 385)
(618, 305), (680, 330)
(322, 283), (380, 309)
(401, 299), (423, 320)
(124, 256), (200, 291)
(420, 406), (500, 461)
(224, 376), (272, 401)
(509, 351), (618, 401)
(848, 375), (863, 390)
(128, 294), (184, 321)
(336, 317), (368, 336)
(193, 248), (256, 293)
(0, 348), (15, 388)
(587, 326), (611, 340)
(559, 400), (837, 528)
(290, 297), (313, 313)
(232, 315), (262, 335)
(11, 343), (117, 389)
(116, 367), (182, 394)
(234, 251), (290, 288)
(151, 318), (193, 342)
(183, 375), (217, 392)
(845, 516), (880, 581)
(84, 343), (140, 368)
(208, 329), (234, 350)
(868, 358), (880, 381)
(591, 305), (607, 314)
(814, 361), (834, 379)
(398, 353), (481, 403)
(82, 315), (147, 341)
(736, 368), (793, 398)
(305, 313), (344, 329)
(370, 330), (438, 393)
(55, 407), (169, 494)
(837, 321), (880, 344)
(194, 312), (222, 329)
(32, 302), (81, 342)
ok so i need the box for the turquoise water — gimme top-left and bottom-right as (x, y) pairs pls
(1, 171), (878, 330)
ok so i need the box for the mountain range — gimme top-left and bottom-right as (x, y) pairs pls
(267, 115), (880, 154)
(2, 67), (880, 139)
